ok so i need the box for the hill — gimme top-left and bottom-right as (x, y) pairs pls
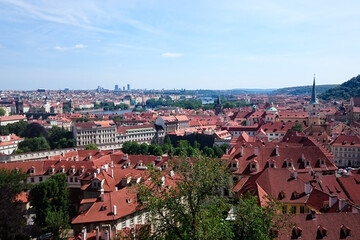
(270, 84), (338, 96)
(319, 75), (360, 100)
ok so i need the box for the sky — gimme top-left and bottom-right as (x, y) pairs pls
(0, 0), (360, 90)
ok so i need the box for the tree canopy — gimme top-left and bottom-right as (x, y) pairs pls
(0, 108), (6, 116)
(29, 173), (70, 240)
(0, 169), (30, 239)
(85, 143), (98, 150)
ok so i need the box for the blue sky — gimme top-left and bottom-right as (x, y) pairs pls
(0, 0), (359, 90)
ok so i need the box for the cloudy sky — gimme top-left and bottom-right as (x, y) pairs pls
(0, 0), (359, 90)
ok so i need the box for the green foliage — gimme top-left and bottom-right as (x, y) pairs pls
(272, 84), (338, 96)
(148, 144), (163, 156)
(220, 144), (230, 153)
(85, 143), (98, 150)
(94, 102), (129, 111)
(75, 117), (90, 122)
(24, 122), (47, 138)
(0, 108), (5, 116)
(0, 120), (28, 137)
(213, 145), (225, 158)
(136, 155), (233, 240)
(172, 99), (203, 110)
(29, 174), (70, 239)
(233, 194), (291, 240)
(112, 116), (123, 122)
(319, 75), (360, 100)
(17, 136), (51, 153)
(0, 169), (30, 239)
(203, 146), (215, 157)
(140, 143), (149, 155)
(47, 126), (75, 149)
(291, 123), (303, 132)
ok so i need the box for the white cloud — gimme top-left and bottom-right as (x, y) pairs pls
(55, 44), (87, 51)
(162, 52), (182, 58)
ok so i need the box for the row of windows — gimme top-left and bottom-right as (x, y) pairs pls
(334, 147), (360, 152)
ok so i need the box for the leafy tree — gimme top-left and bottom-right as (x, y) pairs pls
(0, 169), (30, 239)
(203, 146), (215, 157)
(129, 142), (140, 154)
(24, 122), (47, 138)
(232, 194), (291, 240)
(164, 136), (172, 146)
(140, 143), (149, 155)
(122, 141), (132, 154)
(193, 140), (201, 149)
(213, 145), (224, 158)
(136, 155), (233, 240)
(0, 108), (5, 116)
(85, 143), (98, 150)
(148, 144), (163, 156)
(241, 120), (247, 126)
(220, 144), (230, 153)
(29, 174), (70, 240)
(291, 123), (303, 132)
(17, 137), (50, 153)
(47, 126), (75, 149)
(75, 117), (90, 122)
(0, 126), (9, 135)
(6, 120), (28, 137)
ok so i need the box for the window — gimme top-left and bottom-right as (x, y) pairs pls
(300, 206), (305, 213)
(282, 206), (287, 214)
(137, 215), (142, 223)
(291, 206), (296, 214)
(121, 221), (126, 228)
(31, 177), (34, 183)
(39, 177), (43, 182)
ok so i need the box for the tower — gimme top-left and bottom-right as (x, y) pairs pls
(214, 95), (223, 115)
(307, 75), (321, 125)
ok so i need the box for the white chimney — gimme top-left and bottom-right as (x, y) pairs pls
(96, 226), (99, 240)
(254, 147), (258, 156)
(96, 168), (100, 174)
(170, 170), (174, 177)
(100, 188), (104, 202)
(275, 145), (279, 156)
(293, 170), (298, 179)
(111, 169), (114, 178)
(113, 205), (117, 216)
(329, 195), (337, 208)
(115, 187), (118, 191)
(83, 227), (87, 240)
(161, 176), (165, 187)
(240, 146), (244, 156)
(339, 199), (346, 211)
(94, 172), (97, 178)
(305, 182), (311, 194)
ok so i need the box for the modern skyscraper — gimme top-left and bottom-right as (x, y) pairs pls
(115, 85), (119, 91)
(127, 84), (130, 91)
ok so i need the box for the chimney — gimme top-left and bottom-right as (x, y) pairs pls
(254, 147), (258, 156)
(339, 199), (346, 211)
(170, 170), (174, 178)
(123, 154), (128, 161)
(96, 226), (100, 240)
(96, 168), (100, 174)
(305, 182), (311, 194)
(83, 227), (87, 240)
(113, 205), (117, 216)
(275, 145), (279, 156)
(329, 195), (337, 208)
(161, 176), (165, 187)
(293, 170), (298, 179)
(240, 146), (244, 156)
(94, 172), (97, 178)
(156, 156), (162, 162)
(100, 188), (104, 202)
(111, 169), (114, 178)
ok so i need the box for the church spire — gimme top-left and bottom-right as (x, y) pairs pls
(310, 74), (318, 104)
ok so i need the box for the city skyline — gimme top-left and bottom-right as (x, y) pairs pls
(0, 0), (360, 90)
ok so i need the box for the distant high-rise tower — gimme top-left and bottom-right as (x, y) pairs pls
(97, 86), (102, 93)
(115, 85), (119, 91)
(123, 86), (125, 91)
(127, 84), (130, 91)
(214, 95), (223, 115)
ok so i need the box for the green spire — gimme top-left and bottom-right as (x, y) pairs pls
(310, 74), (318, 104)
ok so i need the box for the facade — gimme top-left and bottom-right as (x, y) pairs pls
(73, 120), (117, 146)
(0, 115), (27, 126)
(117, 124), (157, 145)
(331, 135), (360, 167)
(0, 134), (23, 155)
(155, 115), (189, 133)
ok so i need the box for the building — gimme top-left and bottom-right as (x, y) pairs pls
(73, 120), (117, 146)
(0, 115), (27, 126)
(331, 135), (360, 167)
(0, 134), (23, 155)
(307, 76), (322, 125)
(214, 96), (224, 115)
(155, 115), (189, 133)
(117, 124), (158, 145)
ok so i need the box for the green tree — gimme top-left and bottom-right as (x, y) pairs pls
(47, 126), (75, 149)
(220, 144), (230, 153)
(85, 143), (98, 150)
(122, 141), (132, 154)
(232, 194), (291, 240)
(0, 108), (5, 116)
(24, 122), (47, 138)
(148, 144), (163, 156)
(17, 136), (51, 153)
(193, 140), (201, 149)
(136, 155), (233, 240)
(0, 169), (30, 239)
(203, 146), (215, 157)
(139, 143), (149, 155)
(29, 173), (70, 240)
(291, 123), (303, 132)
(7, 120), (28, 137)
(213, 145), (224, 158)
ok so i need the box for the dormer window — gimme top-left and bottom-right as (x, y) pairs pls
(30, 167), (35, 175)
(340, 225), (351, 238)
(293, 191), (300, 199)
(279, 191), (285, 200)
(291, 227), (302, 239)
(60, 167), (65, 173)
(70, 167), (75, 174)
(49, 166), (55, 174)
(79, 167), (84, 175)
(317, 226), (327, 239)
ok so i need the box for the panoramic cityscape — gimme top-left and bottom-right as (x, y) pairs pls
(1, 1), (360, 240)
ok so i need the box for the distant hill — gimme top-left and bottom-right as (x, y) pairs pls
(319, 75), (360, 100)
(270, 84), (338, 96)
